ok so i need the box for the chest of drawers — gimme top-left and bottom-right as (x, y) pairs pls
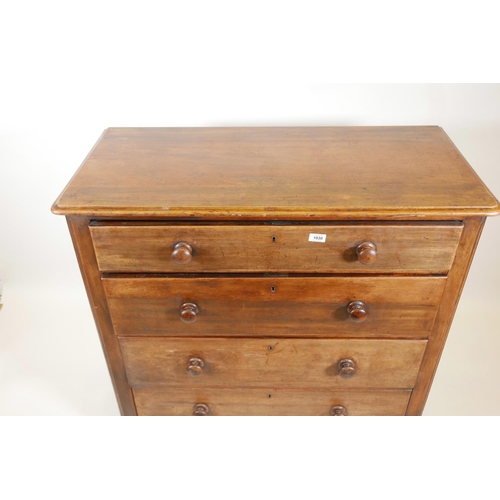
(52, 126), (499, 416)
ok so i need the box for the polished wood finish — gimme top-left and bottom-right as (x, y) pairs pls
(337, 359), (357, 378)
(356, 242), (378, 264)
(103, 276), (446, 339)
(90, 223), (462, 274)
(52, 127), (499, 416)
(346, 300), (368, 322)
(192, 403), (210, 416)
(186, 357), (205, 377)
(171, 242), (193, 265)
(179, 302), (199, 324)
(330, 405), (347, 416)
(66, 217), (136, 415)
(406, 217), (486, 415)
(51, 127), (500, 219)
(133, 387), (412, 416)
(119, 337), (426, 389)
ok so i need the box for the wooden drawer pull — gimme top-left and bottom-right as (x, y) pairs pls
(187, 357), (205, 376)
(193, 403), (210, 416)
(356, 241), (377, 264)
(347, 300), (368, 322)
(330, 405), (347, 416)
(337, 358), (356, 378)
(180, 302), (199, 323)
(171, 241), (193, 264)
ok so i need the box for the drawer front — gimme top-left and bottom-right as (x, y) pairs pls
(120, 337), (426, 389)
(133, 387), (412, 416)
(90, 223), (462, 273)
(105, 276), (446, 339)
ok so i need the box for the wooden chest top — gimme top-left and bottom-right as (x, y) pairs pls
(51, 126), (500, 415)
(51, 126), (500, 219)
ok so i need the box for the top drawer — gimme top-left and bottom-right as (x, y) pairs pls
(90, 223), (462, 274)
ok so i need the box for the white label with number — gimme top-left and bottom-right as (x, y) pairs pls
(308, 233), (327, 243)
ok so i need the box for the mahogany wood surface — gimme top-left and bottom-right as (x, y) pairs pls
(133, 387), (412, 416)
(119, 337), (427, 389)
(51, 127), (500, 219)
(52, 127), (499, 416)
(90, 223), (462, 273)
(66, 217), (137, 415)
(330, 405), (348, 416)
(356, 241), (378, 264)
(103, 276), (446, 339)
(406, 217), (486, 415)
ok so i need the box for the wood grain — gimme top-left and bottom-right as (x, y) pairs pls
(52, 127), (499, 416)
(133, 387), (412, 416)
(104, 276), (446, 339)
(90, 223), (462, 273)
(406, 217), (486, 415)
(51, 127), (500, 219)
(119, 337), (427, 389)
(66, 217), (137, 415)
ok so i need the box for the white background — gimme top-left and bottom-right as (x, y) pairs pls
(1, 1), (500, 498)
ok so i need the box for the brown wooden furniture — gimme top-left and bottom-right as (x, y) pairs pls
(52, 127), (499, 416)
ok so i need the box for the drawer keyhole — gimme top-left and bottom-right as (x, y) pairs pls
(270, 286), (276, 292)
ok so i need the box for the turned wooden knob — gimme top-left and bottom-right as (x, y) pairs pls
(193, 403), (209, 416)
(347, 300), (368, 322)
(180, 302), (199, 323)
(356, 241), (377, 264)
(172, 241), (193, 264)
(337, 358), (356, 378)
(330, 405), (347, 416)
(187, 357), (205, 376)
